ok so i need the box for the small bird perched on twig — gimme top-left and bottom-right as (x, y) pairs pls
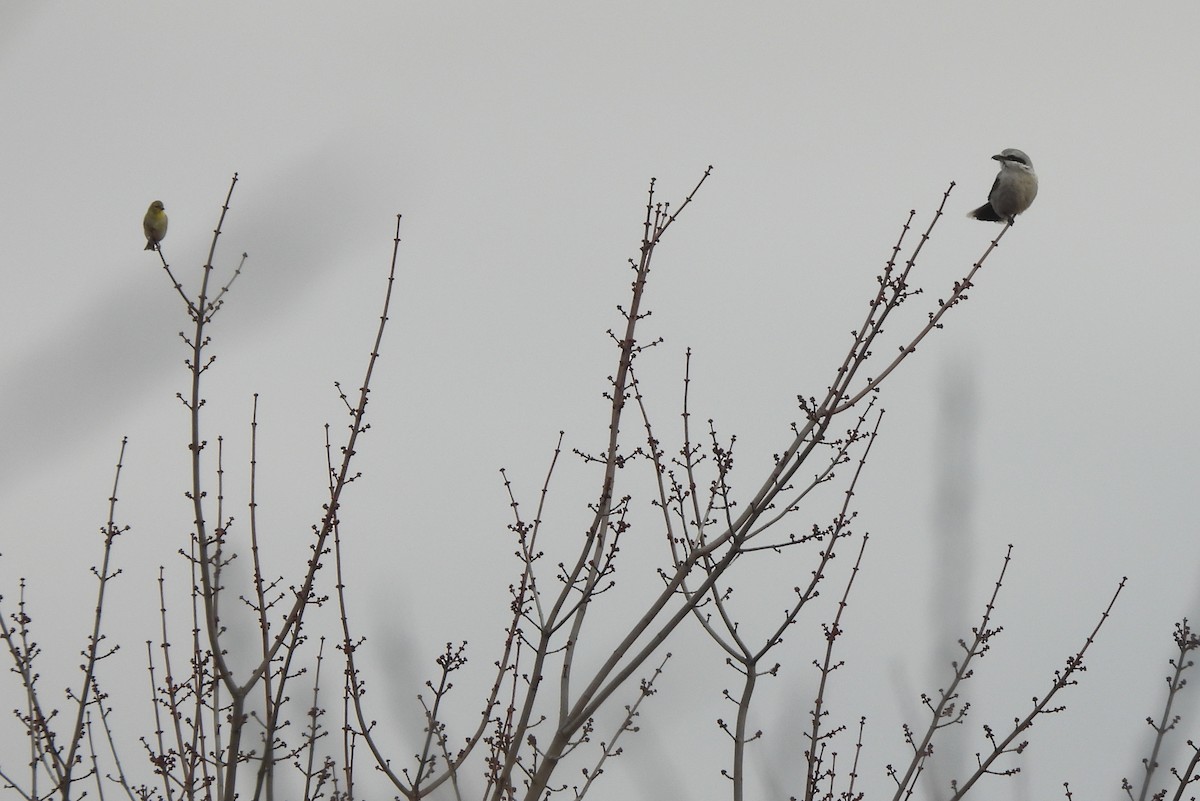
(143, 200), (168, 250)
(968, 149), (1038, 224)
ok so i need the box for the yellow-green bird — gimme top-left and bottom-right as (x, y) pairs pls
(143, 200), (168, 250)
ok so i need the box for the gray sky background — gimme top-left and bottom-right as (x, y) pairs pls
(2, 3), (1198, 799)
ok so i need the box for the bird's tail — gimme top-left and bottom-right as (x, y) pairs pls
(968, 203), (1003, 222)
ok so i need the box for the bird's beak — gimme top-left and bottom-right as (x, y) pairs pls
(991, 154), (1005, 162)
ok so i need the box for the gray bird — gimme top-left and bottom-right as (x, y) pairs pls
(968, 149), (1038, 224)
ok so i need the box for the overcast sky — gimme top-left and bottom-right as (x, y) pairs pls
(2, 4), (1199, 800)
